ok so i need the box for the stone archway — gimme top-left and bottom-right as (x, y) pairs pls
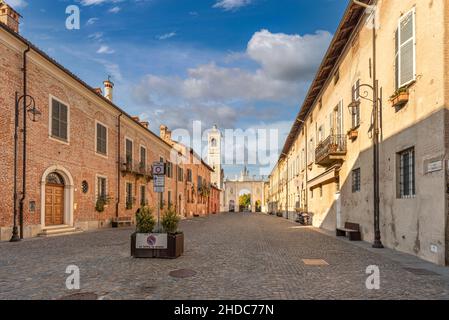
(238, 188), (252, 212)
(40, 165), (74, 228)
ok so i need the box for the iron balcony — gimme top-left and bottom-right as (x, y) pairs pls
(315, 134), (347, 166)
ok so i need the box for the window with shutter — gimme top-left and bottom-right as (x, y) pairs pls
(96, 123), (107, 155)
(140, 185), (147, 206)
(125, 139), (133, 163)
(396, 9), (416, 89)
(351, 80), (361, 129)
(51, 98), (69, 141)
(126, 182), (133, 208)
(140, 146), (146, 169)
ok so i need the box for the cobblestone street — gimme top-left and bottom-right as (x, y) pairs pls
(1, 213), (449, 300)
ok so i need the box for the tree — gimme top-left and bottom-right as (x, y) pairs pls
(239, 194), (251, 209)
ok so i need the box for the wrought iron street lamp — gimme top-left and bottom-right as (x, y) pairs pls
(350, 0), (384, 249)
(11, 92), (41, 242)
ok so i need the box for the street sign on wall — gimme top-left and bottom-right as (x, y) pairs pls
(154, 175), (165, 187)
(154, 187), (164, 193)
(153, 162), (165, 176)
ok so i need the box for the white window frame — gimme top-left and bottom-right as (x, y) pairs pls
(48, 95), (70, 145)
(352, 79), (361, 102)
(95, 174), (108, 200)
(396, 7), (416, 89)
(95, 120), (109, 158)
(397, 147), (416, 199)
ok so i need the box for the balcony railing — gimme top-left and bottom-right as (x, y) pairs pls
(315, 134), (347, 166)
(120, 158), (152, 177)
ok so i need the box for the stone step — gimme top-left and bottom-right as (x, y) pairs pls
(38, 226), (83, 237)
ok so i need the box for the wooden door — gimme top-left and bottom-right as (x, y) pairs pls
(45, 185), (64, 226)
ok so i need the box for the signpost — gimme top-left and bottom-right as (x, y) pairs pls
(153, 162), (165, 231)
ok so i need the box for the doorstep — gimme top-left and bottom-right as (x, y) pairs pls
(38, 225), (83, 238)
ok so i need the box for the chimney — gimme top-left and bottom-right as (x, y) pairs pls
(131, 116), (140, 122)
(0, 0), (21, 33)
(140, 121), (149, 129)
(159, 125), (172, 142)
(103, 78), (114, 101)
(94, 88), (103, 95)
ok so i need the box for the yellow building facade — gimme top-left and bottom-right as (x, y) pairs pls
(268, 0), (449, 265)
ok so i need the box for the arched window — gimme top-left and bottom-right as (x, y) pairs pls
(211, 138), (217, 147)
(46, 172), (65, 186)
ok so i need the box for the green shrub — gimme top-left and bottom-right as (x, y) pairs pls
(95, 196), (110, 213)
(161, 207), (181, 234)
(136, 206), (156, 233)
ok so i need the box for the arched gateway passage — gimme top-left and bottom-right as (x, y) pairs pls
(224, 167), (267, 213)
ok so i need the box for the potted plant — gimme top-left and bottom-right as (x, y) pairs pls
(160, 207), (184, 259)
(390, 86), (409, 108)
(347, 128), (359, 141)
(131, 206), (157, 258)
(95, 195), (111, 213)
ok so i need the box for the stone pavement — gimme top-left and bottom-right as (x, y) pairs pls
(1, 213), (449, 300)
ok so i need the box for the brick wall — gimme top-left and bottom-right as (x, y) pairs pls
(0, 27), (213, 239)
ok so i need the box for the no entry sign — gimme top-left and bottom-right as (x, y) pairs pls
(152, 162), (165, 176)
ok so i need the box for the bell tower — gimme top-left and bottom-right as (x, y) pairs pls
(0, 0), (21, 34)
(208, 125), (223, 190)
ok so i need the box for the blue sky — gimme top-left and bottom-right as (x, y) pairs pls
(6, 0), (348, 178)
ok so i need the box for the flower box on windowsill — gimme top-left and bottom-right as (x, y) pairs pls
(390, 90), (409, 108)
(347, 129), (359, 141)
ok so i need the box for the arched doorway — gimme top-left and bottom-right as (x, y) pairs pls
(255, 200), (262, 212)
(41, 165), (74, 228)
(45, 172), (65, 226)
(229, 200), (235, 212)
(239, 189), (251, 212)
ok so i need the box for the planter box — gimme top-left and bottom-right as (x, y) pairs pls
(390, 92), (409, 108)
(348, 130), (358, 140)
(131, 233), (184, 259)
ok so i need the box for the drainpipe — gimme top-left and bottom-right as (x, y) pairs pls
(10, 92), (20, 242)
(304, 121), (308, 213)
(175, 153), (178, 214)
(19, 45), (30, 239)
(116, 113), (123, 220)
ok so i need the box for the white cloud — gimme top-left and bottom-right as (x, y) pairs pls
(248, 29), (332, 81)
(133, 29), (331, 105)
(4, 0), (28, 8)
(213, 0), (252, 11)
(80, 0), (121, 6)
(157, 32), (177, 40)
(88, 32), (104, 41)
(108, 6), (121, 14)
(86, 17), (99, 26)
(97, 45), (115, 54)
